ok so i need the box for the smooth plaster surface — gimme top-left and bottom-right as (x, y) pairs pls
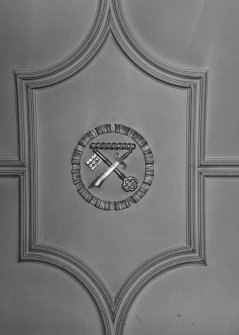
(124, 0), (239, 158)
(1, 1), (239, 334)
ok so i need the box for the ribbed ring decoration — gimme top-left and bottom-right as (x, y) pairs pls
(71, 124), (154, 211)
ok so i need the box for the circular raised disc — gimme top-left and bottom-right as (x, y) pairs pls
(71, 123), (154, 210)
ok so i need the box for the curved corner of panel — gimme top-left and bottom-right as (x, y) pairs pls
(111, 0), (208, 80)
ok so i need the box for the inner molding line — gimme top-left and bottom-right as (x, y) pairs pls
(12, 1), (210, 334)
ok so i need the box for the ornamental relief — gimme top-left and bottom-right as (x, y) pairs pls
(72, 124), (154, 210)
(12, 1), (208, 334)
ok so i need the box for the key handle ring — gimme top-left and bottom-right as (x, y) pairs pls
(122, 176), (138, 192)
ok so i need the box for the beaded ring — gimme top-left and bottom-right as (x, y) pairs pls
(90, 142), (136, 151)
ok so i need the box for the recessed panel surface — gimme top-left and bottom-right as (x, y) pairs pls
(37, 39), (187, 291)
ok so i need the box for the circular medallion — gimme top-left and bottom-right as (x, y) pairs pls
(71, 124), (154, 210)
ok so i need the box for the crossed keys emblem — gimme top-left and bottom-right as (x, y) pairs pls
(72, 124), (154, 211)
(85, 142), (138, 192)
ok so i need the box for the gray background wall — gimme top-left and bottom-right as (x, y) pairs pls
(1, 1), (239, 334)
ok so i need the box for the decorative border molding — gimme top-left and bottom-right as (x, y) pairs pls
(0, 71), (27, 166)
(200, 157), (239, 167)
(0, 170), (26, 262)
(5, 1), (230, 334)
(0, 158), (25, 167)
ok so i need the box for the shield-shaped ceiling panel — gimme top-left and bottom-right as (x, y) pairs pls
(13, 1), (207, 334)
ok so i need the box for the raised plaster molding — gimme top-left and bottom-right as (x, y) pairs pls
(3, 0), (236, 334)
(12, 1), (208, 334)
